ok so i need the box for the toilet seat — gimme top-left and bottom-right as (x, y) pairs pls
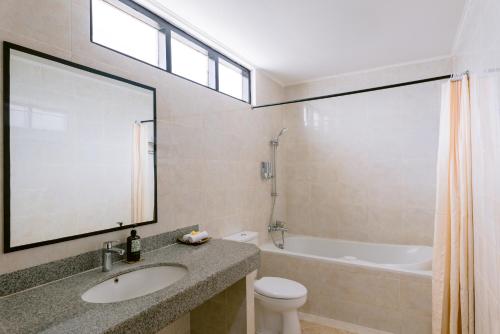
(254, 277), (307, 299)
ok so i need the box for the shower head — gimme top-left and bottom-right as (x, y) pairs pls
(277, 127), (288, 139)
(271, 127), (288, 145)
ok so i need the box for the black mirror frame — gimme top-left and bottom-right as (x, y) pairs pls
(3, 41), (158, 253)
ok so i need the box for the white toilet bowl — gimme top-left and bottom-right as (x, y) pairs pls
(222, 232), (307, 334)
(254, 277), (307, 334)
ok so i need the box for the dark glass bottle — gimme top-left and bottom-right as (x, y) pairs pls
(126, 229), (141, 262)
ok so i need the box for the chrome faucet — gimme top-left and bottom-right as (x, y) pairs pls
(102, 241), (125, 272)
(268, 221), (287, 249)
(268, 220), (288, 233)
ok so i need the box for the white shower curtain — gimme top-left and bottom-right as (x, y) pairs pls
(432, 76), (474, 334)
(132, 122), (149, 224)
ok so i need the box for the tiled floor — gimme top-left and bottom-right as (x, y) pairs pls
(301, 320), (356, 334)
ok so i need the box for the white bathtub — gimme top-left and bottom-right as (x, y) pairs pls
(261, 235), (432, 275)
(259, 235), (433, 332)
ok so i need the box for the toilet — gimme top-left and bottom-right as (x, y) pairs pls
(223, 231), (307, 334)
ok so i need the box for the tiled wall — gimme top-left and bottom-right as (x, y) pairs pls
(0, 0), (285, 274)
(282, 59), (451, 245)
(453, 0), (500, 332)
(260, 252), (432, 334)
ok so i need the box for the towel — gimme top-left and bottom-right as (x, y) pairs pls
(182, 231), (209, 243)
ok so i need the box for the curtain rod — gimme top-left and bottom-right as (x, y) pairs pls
(252, 74), (452, 109)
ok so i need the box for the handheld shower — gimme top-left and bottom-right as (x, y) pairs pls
(270, 128), (287, 195)
(271, 127), (288, 146)
(268, 127), (288, 249)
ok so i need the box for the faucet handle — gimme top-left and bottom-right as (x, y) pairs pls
(103, 240), (120, 249)
(275, 221), (286, 228)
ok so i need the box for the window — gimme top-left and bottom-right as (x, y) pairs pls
(91, 0), (165, 68)
(91, 0), (251, 103)
(219, 58), (249, 101)
(171, 32), (210, 86)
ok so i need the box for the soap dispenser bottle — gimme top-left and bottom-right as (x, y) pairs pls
(126, 228), (141, 262)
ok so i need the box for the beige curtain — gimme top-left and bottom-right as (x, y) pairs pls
(132, 122), (149, 223)
(432, 76), (474, 334)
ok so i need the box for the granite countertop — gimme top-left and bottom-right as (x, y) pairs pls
(0, 240), (259, 334)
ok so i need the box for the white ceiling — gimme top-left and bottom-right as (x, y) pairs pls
(144, 0), (465, 86)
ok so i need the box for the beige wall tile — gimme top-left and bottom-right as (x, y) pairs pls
(328, 269), (400, 309)
(399, 276), (432, 317)
(0, 0), (71, 52)
(400, 312), (431, 334)
(282, 60), (445, 245)
(0, 0), (286, 273)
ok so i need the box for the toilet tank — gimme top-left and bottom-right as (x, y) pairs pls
(223, 231), (259, 246)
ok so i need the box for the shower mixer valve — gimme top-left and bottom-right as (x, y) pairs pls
(268, 221), (287, 249)
(268, 221), (288, 233)
(261, 161), (273, 180)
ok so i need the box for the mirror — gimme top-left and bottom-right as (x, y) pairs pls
(3, 42), (157, 252)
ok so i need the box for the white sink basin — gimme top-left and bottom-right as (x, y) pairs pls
(82, 265), (187, 303)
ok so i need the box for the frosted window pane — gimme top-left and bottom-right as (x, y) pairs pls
(219, 60), (244, 100)
(171, 33), (209, 86)
(92, 0), (159, 66)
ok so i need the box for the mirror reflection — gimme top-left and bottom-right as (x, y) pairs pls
(6, 47), (156, 250)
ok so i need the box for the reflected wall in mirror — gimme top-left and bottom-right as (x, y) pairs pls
(3, 42), (157, 252)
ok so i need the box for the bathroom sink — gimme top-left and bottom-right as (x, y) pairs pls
(82, 265), (187, 303)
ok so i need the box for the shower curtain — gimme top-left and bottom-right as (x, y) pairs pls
(132, 122), (149, 224)
(432, 76), (474, 334)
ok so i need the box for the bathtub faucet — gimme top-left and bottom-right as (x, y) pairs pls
(269, 221), (287, 249)
(268, 220), (288, 233)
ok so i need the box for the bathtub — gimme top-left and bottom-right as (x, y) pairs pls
(259, 235), (433, 333)
(261, 235), (432, 273)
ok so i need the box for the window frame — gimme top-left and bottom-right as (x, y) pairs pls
(90, 0), (251, 104)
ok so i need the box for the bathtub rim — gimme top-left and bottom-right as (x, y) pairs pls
(260, 235), (432, 278)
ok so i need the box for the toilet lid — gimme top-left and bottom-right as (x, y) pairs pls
(254, 277), (307, 299)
